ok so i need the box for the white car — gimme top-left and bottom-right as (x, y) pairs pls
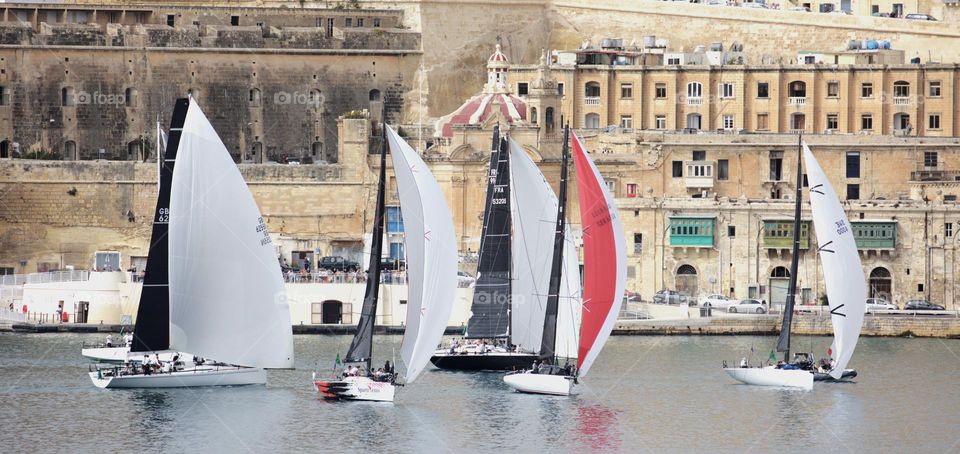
(728, 298), (767, 314)
(789, 6), (811, 11)
(865, 298), (897, 313)
(699, 294), (735, 310)
(741, 2), (767, 8)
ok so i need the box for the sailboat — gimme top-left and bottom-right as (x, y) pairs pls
(81, 119), (173, 364)
(89, 97), (294, 388)
(314, 123), (457, 402)
(504, 130), (626, 396)
(724, 138), (866, 390)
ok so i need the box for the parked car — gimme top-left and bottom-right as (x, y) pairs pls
(698, 294), (735, 310)
(865, 298), (897, 313)
(741, 2), (767, 8)
(380, 257), (406, 271)
(653, 289), (688, 305)
(903, 300), (945, 311)
(318, 256), (360, 272)
(828, 9), (851, 14)
(457, 271), (475, 287)
(728, 298), (767, 314)
(905, 13), (936, 20)
(788, 6), (811, 11)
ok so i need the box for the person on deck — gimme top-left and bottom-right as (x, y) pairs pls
(124, 332), (133, 346)
(105, 334), (113, 348)
(740, 357), (748, 368)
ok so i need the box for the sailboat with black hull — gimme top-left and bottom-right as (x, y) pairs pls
(314, 123), (457, 402)
(89, 97), (294, 388)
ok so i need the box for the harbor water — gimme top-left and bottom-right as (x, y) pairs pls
(1, 332), (958, 453)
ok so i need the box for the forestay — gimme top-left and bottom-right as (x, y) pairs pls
(572, 133), (626, 377)
(168, 99), (294, 369)
(803, 142), (866, 379)
(387, 126), (458, 383)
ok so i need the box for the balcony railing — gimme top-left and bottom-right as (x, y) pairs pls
(584, 97), (601, 106)
(893, 96), (910, 106)
(687, 97), (703, 106)
(789, 97), (807, 105)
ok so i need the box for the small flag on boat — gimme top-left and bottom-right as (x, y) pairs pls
(334, 353), (342, 366)
(769, 350), (776, 362)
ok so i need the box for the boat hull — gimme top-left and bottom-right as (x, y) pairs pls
(814, 369), (857, 382)
(503, 371), (575, 396)
(89, 366), (265, 388)
(724, 366), (813, 390)
(429, 350), (538, 371)
(314, 376), (395, 402)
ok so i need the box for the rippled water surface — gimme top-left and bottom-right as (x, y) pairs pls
(2, 333), (959, 453)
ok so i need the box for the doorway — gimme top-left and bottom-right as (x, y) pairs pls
(769, 266), (790, 308)
(74, 301), (89, 323)
(322, 300), (343, 324)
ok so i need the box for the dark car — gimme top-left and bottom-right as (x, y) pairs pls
(653, 290), (688, 305)
(318, 256), (360, 272)
(903, 300), (945, 310)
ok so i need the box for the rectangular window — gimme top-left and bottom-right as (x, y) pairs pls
(672, 161), (683, 177)
(846, 152), (860, 178)
(167, 14), (175, 27)
(326, 18), (334, 38)
(634, 233), (643, 254)
(757, 82), (769, 98)
(620, 83), (633, 99)
(656, 115), (667, 129)
(757, 113), (769, 131)
(557, 83), (564, 96)
(861, 114), (873, 131)
(728, 225), (736, 237)
(0, 86), (8, 106)
(894, 83), (909, 97)
(946, 223), (953, 238)
(827, 113), (838, 130)
(861, 82), (873, 98)
(769, 152), (783, 181)
(929, 81), (941, 97)
(231, 15), (239, 26)
(345, 18), (352, 27)
(929, 113), (941, 130)
(692, 150), (706, 161)
(655, 83), (667, 99)
(924, 151), (938, 168)
(723, 115), (734, 130)
(356, 18), (364, 27)
(667, 57), (681, 65)
(718, 159), (729, 180)
(517, 83), (529, 96)
(620, 115), (633, 129)
(373, 18), (381, 27)
(626, 183), (638, 197)
(827, 81), (840, 98)
(719, 83), (734, 99)
(386, 206), (404, 233)
(846, 184), (860, 200)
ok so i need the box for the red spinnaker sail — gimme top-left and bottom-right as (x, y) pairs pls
(571, 134), (626, 377)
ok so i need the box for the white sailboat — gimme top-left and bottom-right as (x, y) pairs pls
(504, 130), (626, 396)
(314, 124), (457, 402)
(724, 139), (866, 390)
(90, 97), (294, 388)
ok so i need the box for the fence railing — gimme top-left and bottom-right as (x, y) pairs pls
(283, 271), (408, 285)
(0, 270), (91, 286)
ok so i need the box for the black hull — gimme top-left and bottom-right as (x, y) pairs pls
(814, 369), (857, 381)
(430, 352), (538, 371)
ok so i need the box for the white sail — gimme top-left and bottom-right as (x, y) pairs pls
(387, 125), (458, 383)
(168, 100), (294, 369)
(554, 225), (582, 361)
(508, 140), (557, 353)
(803, 142), (866, 380)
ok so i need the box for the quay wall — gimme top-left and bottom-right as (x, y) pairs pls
(613, 314), (960, 338)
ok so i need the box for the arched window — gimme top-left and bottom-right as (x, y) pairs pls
(369, 89), (381, 101)
(675, 264), (698, 299)
(249, 88), (261, 107)
(677, 264), (697, 275)
(545, 107), (554, 132)
(585, 113), (600, 129)
(530, 107), (538, 125)
(127, 140), (142, 161)
(584, 82), (601, 98)
(62, 86), (75, 106)
(687, 82), (702, 98)
(869, 267), (892, 300)
(125, 88), (137, 107)
(893, 81), (909, 97)
(770, 266), (790, 278)
(63, 141), (77, 161)
(251, 142), (263, 164)
(312, 141), (323, 158)
(788, 81), (806, 97)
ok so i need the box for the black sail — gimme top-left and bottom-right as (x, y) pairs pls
(466, 129), (512, 340)
(776, 135), (804, 359)
(539, 127), (570, 362)
(131, 98), (189, 353)
(344, 122), (387, 368)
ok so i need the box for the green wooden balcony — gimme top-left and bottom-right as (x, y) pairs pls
(852, 221), (896, 249)
(669, 217), (715, 247)
(762, 220), (810, 249)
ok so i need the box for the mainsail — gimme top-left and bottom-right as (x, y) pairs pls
(168, 99), (294, 369)
(571, 133), (625, 376)
(776, 138), (804, 359)
(466, 130), (512, 339)
(803, 142), (867, 379)
(131, 99), (188, 353)
(387, 125), (458, 383)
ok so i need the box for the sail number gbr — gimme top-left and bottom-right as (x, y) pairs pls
(156, 207), (170, 223)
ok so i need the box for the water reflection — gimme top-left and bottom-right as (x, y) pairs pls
(574, 400), (621, 451)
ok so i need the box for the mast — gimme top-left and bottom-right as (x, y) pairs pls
(344, 118), (387, 373)
(539, 126), (570, 363)
(130, 98), (188, 353)
(466, 127), (513, 342)
(776, 134), (804, 362)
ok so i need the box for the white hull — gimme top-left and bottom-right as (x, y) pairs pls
(503, 372), (575, 396)
(314, 376), (396, 402)
(724, 367), (813, 390)
(81, 346), (130, 362)
(89, 366), (266, 388)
